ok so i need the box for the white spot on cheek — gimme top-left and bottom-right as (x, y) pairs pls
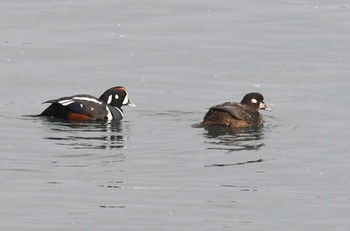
(123, 94), (129, 105)
(251, 98), (258, 104)
(115, 94), (119, 99)
(80, 104), (83, 108)
(107, 95), (112, 104)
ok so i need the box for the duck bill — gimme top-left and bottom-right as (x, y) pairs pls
(127, 100), (136, 107)
(262, 105), (271, 111)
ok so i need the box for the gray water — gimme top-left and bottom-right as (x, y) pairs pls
(1, 1), (350, 230)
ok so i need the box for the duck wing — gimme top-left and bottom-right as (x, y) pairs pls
(43, 94), (108, 119)
(208, 102), (259, 124)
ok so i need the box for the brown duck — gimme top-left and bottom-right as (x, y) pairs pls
(193, 92), (270, 129)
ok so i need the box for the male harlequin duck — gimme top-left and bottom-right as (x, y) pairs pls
(192, 92), (270, 129)
(40, 86), (135, 121)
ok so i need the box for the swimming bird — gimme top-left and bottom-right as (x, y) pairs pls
(192, 92), (270, 129)
(40, 86), (135, 121)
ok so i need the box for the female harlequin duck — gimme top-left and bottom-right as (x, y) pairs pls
(192, 92), (270, 129)
(40, 86), (135, 121)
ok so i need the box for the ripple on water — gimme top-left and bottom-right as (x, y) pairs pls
(199, 113), (298, 167)
(38, 117), (131, 150)
(203, 126), (266, 153)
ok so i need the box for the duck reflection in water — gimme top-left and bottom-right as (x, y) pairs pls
(204, 125), (265, 153)
(42, 118), (128, 150)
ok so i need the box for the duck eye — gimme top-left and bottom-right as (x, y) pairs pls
(251, 98), (258, 104)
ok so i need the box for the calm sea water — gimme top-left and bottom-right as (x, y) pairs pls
(1, 1), (350, 230)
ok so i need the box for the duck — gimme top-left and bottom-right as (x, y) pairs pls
(40, 86), (135, 121)
(192, 92), (270, 129)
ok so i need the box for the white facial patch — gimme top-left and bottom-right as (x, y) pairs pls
(80, 104), (83, 108)
(251, 98), (258, 104)
(122, 94), (129, 105)
(107, 95), (113, 104)
(115, 94), (119, 99)
(259, 102), (266, 109)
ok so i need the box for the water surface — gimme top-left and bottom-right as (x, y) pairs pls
(1, 1), (350, 230)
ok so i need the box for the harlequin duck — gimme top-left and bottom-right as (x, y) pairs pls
(40, 86), (135, 121)
(192, 92), (270, 129)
